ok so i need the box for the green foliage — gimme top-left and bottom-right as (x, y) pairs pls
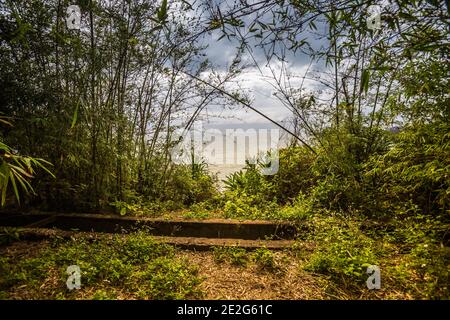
(137, 257), (203, 299)
(0, 0), (448, 301)
(0, 0), (216, 212)
(183, 202), (211, 219)
(213, 246), (249, 267)
(190, 157), (209, 180)
(156, 0), (169, 23)
(0, 227), (21, 245)
(115, 231), (174, 264)
(147, 162), (218, 208)
(223, 163), (279, 220)
(0, 231), (202, 299)
(297, 213), (449, 299)
(0, 139), (54, 206)
(276, 193), (314, 221)
(402, 243), (449, 299)
(365, 122), (450, 216)
(92, 289), (117, 300)
(252, 247), (279, 272)
(223, 163), (270, 195)
(360, 69), (370, 94)
(304, 215), (380, 283)
(110, 200), (137, 216)
(223, 195), (279, 220)
(395, 57), (449, 122)
(213, 246), (282, 272)
(104, 160), (219, 216)
(307, 125), (385, 212)
(384, 215), (449, 299)
(268, 146), (316, 204)
(212, 246), (228, 263)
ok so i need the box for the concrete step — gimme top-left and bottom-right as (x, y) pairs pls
(152, 236), (294, 250)
(11, 227), (296, 250)
(0, 212), (299, 240)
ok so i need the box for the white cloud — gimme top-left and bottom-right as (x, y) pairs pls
(201, 59), (320, 126)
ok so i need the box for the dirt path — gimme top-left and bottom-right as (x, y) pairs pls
(176, 251), (330, 299)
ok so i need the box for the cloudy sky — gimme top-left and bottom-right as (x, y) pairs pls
(196, 12), (330, 131)
(178, 26), (330, 168)
(170, 2), (334, 169)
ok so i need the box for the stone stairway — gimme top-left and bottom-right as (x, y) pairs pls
(0, 212), (299, 250)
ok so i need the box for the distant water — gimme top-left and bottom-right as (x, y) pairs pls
(208, 164), (245, 190)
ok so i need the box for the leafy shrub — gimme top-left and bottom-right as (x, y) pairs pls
(252, 248), (279, 272)
(223, 164), (279, 220)
(0, 227), (21, 245)
(0, 119), (54, 207)
(384, 215), (450, 298)
(223, 194), (279, 220)
(92, 289), (117, 300)
(404, 243), (449, 299)
(183, 203), (211, 219)
(110, 200), (141, 216)
(155, 163), (218, 207)
(268, 146), (316, 204)
(212, 246), (228, 263)
(304, 215), (380, 283)
(114, 231), (174, 263)
(364, 122), (450, 217)
(0, 231), (203, 299)
(137, 257), (203, 299)
(223, 163), (275, 197)
(213, 246), (249, 267)
(276, 193), (314, 221)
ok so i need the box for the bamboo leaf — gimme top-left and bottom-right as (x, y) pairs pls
(70, 103), (79, 129)
(12, 169), (32, 194)
(9, 170), (20, 204)
(360, 69), (370, 94)
(1, 165), (9, 206)
(0, 117), (13, 126)
(157, 0), (168, 23)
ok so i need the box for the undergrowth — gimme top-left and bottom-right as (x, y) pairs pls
(0, 231), (203, 300)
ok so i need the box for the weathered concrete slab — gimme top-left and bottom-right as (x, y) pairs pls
(10, 228), (296, 250)
(0, 212), (299, 240)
